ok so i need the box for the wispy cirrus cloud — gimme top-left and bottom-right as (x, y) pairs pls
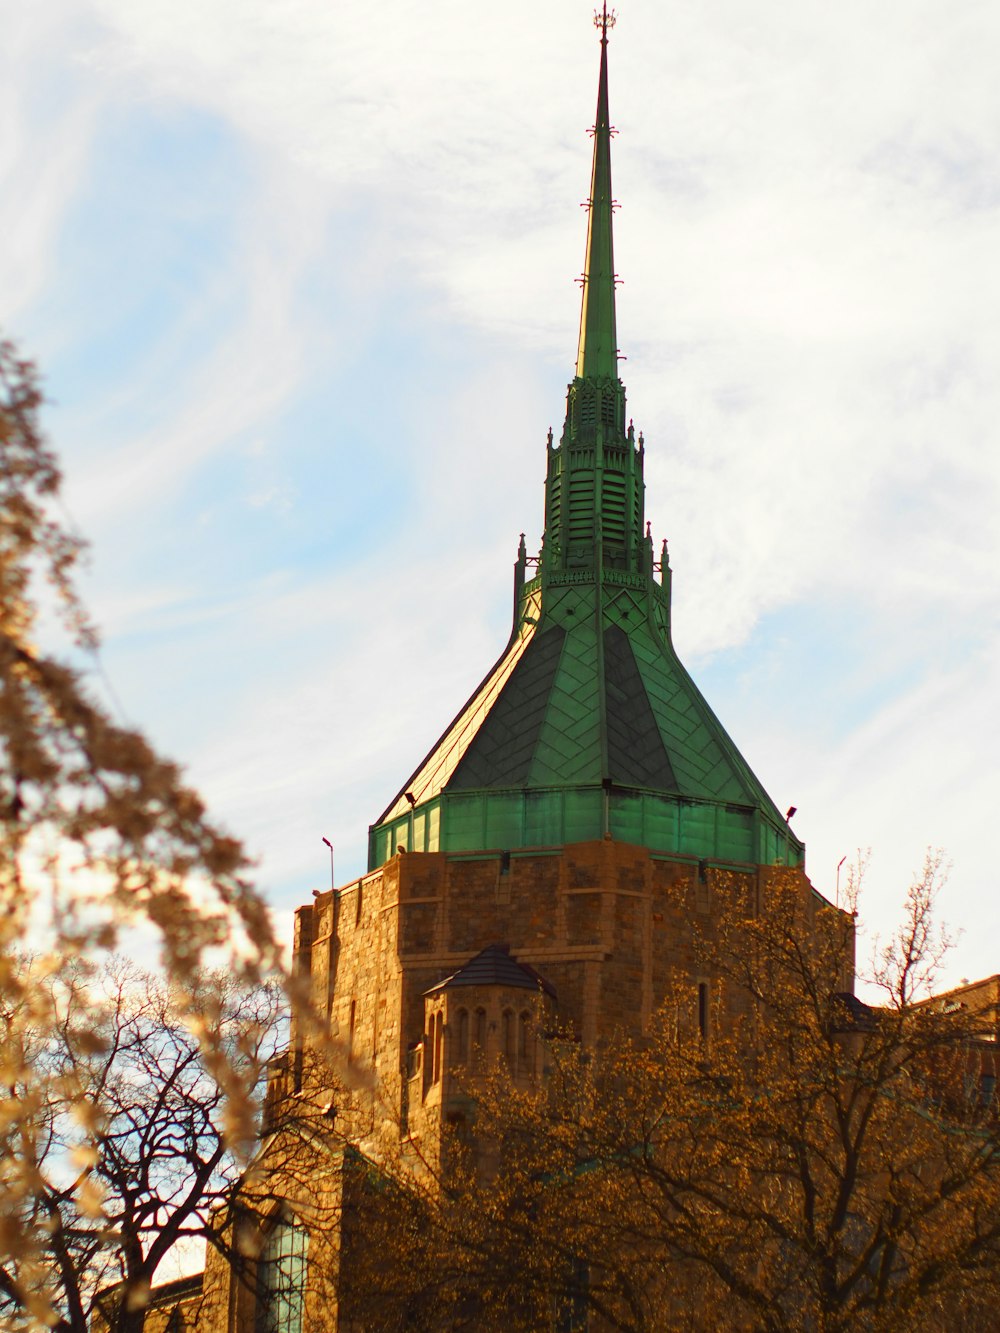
(9, 0), (999, 983)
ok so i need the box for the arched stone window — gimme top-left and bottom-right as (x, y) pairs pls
(697, 981), (710, 1043)
(502, 1009), (514, 1068)
(432, 1010), (444, 1084)
(255, 1211), (308, 1333)
(518, 1010), (531, 1073)
(474, 1007), (487, 1057)
(456, 1008), (469, 1064)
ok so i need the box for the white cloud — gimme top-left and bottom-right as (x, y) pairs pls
(13, 0), (1000, 987)
(0, 3), (104, 321)
(59, 155), (328, 528)
(792, 630), (1000, 985)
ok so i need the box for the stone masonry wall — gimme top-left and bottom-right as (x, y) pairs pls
(299, 838), (854, 1145)
(164, 838), (854, 1331)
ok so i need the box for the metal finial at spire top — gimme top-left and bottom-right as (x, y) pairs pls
(594, 4), (617, 40)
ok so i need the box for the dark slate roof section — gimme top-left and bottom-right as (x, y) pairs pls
(425, 943), (557, 999)
(147, 1274), (203, 1310)
(603, 624), (678, 790)
(448, 625), (566, 789)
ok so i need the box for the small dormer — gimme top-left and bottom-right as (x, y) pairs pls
(406, 945), (556, 1152)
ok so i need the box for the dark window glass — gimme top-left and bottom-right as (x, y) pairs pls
(256, 1216), (308, 1333)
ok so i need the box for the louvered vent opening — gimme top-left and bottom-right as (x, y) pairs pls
(603, 472), (626, 547)
(568, 473), (595, 543)
(601, 390), (617, 427)
(547, 474), (562, 543)
(580, 389), (597, 428)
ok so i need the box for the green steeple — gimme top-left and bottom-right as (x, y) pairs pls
(575, 5), (618, 382)
(368, 15), (804, 876)
(544, 5), (636, 582)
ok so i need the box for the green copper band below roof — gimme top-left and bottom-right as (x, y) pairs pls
(370, 787), (801, 873)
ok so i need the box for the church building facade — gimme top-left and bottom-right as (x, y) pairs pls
(161, 12), (861, 1331)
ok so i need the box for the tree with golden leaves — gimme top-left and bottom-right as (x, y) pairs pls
(0, 339), (286, 1328)
(2, 961), (286, 1333)
(339, 862), (1000, 1331)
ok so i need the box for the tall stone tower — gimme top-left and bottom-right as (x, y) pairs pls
(194, 16), (851, 1331)
(282, 1), (831, 1165)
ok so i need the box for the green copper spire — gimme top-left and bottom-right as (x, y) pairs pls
(543, 9), (635, 579)
(575, 5), (619, 381)
(367, 13), (805, 879)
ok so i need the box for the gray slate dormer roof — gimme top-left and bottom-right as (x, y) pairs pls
(424, 944), (556, 1000)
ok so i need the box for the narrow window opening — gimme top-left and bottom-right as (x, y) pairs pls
(502, 1010), (514, 1068)
(432, 1010), (444, 1084)
(406, 1040), (421, 1080)
(457, 1009), (469, 1064)
(981, 1073), (997, 1108)
(518, 1010), (531, 1073)
(255, 1211), (308, 1333)
(698, 982), (709, 1042)
(474, 1007), (487, 1058)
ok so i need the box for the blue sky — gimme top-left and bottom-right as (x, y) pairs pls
(7, 0), (1000, 987)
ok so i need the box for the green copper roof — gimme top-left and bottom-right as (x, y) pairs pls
(368, 15), (804, 875)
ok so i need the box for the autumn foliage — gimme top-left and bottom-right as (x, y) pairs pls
(339, 864), (1000, 1331)
(0, 342), (285, 1328)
